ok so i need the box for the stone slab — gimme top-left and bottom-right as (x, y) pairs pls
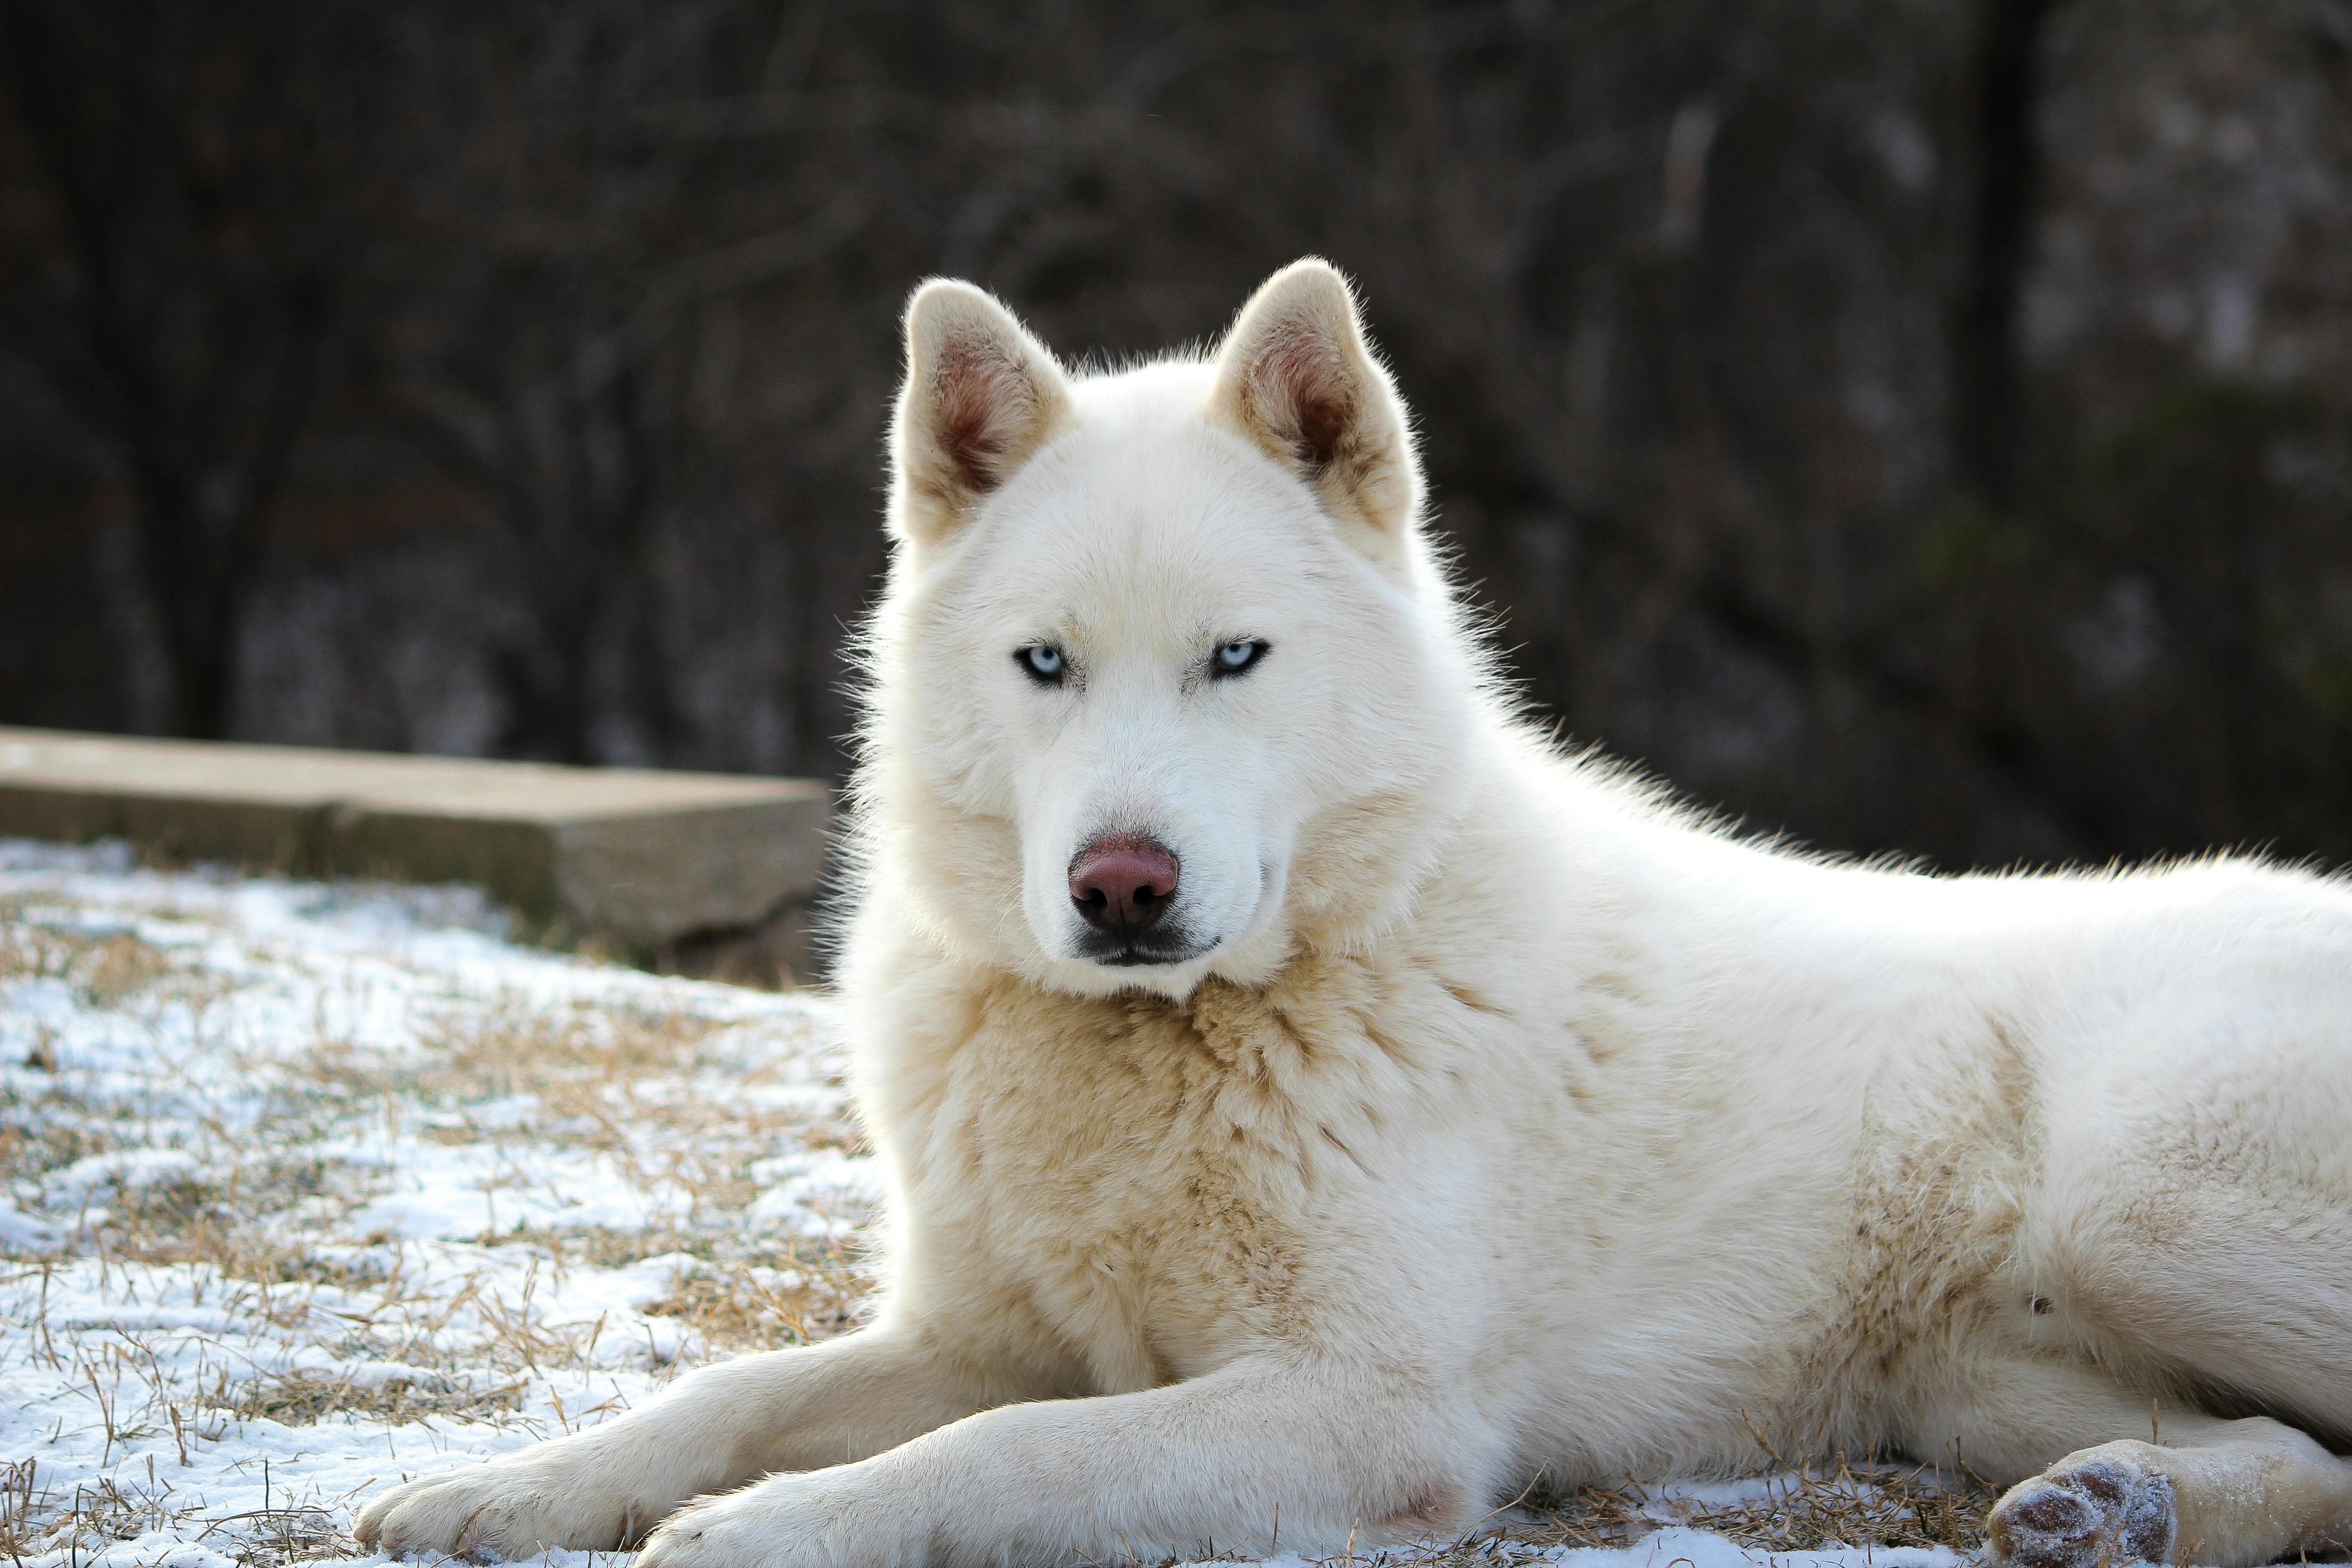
(0, 726), (830, 948)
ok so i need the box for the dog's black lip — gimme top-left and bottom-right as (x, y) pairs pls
(1079, 932), (1211, 967)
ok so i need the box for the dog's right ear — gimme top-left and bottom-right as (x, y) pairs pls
(889, 280), (1073, 549)
(1208, 258), (1422, 563)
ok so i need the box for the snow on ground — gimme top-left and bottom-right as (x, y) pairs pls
(0, 840), (1977, 1568)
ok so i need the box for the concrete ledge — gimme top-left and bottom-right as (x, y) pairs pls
(0, 727), (830, 950)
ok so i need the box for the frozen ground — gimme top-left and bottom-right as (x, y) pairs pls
(0, 840), (1982, 1568)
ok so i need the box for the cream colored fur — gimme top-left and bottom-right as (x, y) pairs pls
(356, 260), (2352, 1568)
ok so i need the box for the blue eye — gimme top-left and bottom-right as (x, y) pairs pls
(1211, 640), (1267, 677)
(1018, 644), (1066, 683)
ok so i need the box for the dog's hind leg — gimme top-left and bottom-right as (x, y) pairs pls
(356, 1324), (1008, 1560)
(1987, 1421), (2352, 1568)
(1898, 1356), (2352, 1568)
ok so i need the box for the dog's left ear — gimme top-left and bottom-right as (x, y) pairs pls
(890, 279), (1074, 549)
(1209, 258), (1423, 557)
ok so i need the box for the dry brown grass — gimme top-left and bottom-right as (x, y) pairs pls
(0, 906), (178, 1006)
(1, 1112), (362, 1285)
(220, 1367), (529, 1427)
(1527, 1460), (1994, 1554)
(1256, 1459), (1997, 1568)
(410, 994), (726, 1099)
(302, 990), (868, 1261)
(630, 1235), (874, 1353)
(0, 1449), (362, 1568)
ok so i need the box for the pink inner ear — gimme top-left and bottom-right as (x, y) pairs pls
(934, 336), (1036, 494)
(1249, 321), (1357, 472)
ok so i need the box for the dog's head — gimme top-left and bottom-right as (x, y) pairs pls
(859, 260), (1485, 999)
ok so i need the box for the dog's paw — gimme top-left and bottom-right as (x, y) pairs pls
(353, 1457), (645, 1561)
(1988, 1451), (2178, 1568)
(637, 1489), (805, 1568)
(638, 1471), (907, 1568)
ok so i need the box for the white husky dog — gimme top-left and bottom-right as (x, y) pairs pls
(357, 260), (2352, 1568)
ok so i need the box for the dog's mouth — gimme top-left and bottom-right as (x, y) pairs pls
(1073, 929), (1211, 967)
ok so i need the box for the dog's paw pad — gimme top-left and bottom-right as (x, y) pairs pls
(1990, 1456), (2177, 1568)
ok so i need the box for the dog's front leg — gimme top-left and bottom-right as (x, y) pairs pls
(356, 1326), (1000, 1560)
(637, 1354), (1494, 1568)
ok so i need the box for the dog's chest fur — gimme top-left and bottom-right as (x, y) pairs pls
(872, 949), (1496, 1392)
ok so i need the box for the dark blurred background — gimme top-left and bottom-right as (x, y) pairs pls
(1, 0), (2349, 872)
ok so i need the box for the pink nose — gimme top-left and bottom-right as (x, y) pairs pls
(1068, 838), (1180, 932)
